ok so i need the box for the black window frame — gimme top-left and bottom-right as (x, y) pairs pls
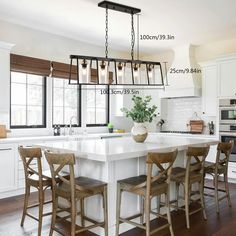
(10, 72), (47, 129)
(86, 85), (110, 127)
(52, 78), (81, 128)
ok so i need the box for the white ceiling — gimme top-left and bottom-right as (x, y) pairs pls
(0, 0), (236, 54)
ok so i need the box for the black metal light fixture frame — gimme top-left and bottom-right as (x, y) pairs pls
(68, 1), (165, 87)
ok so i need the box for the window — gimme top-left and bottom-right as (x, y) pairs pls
(52, 78), (81, 126)
(86, 85), (109, 126)
(10, 72), (46, 128)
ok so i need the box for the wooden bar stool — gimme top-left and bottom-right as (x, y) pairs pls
(18, 146), (53, 236)
(44, 150), (108, 236)
(204, 140), (234, 213)
(170, 146), (210, 229)
(116, 149), (178, 236)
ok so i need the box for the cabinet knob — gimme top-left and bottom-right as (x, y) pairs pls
(203, 112), (205, 114)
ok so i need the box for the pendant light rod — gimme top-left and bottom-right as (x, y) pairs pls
(137, 14), (140, 60)
(98, 1), (141, 14)
(105, 7), (108, 58)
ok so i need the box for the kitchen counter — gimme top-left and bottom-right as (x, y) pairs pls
(0, 132), (130, 144)
(37, 133), (218, 162)
(36, 133), (218, 236)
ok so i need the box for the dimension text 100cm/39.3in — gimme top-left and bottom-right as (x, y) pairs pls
(140, 34), (175, 40)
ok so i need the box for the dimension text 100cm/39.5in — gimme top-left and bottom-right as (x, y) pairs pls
(100, 89), (140, 95)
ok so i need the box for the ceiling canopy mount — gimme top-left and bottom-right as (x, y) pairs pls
(98, 1), (141, 14)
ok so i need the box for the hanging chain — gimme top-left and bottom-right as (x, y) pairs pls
(131, 13), (135, 60)
(105, 7), (108, 58)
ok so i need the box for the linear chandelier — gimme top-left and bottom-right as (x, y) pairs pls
(68, 1), (165, 86)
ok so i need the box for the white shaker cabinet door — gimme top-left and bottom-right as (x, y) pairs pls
(202, 64), (218, 116)
(219, 60), (236, 97)
(0, 145), (16, 192)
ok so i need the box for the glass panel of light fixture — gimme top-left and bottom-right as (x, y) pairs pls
(115, 61), (126, 84)
(98, 59), (110, 84)
(152, 64), (163, 85)
(140, 63), (148, 85)
(132, 62), (141, 85)
(79, 59), (90, 84)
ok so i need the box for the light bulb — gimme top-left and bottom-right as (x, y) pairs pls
(147, 64), (154, 83)
(81, 60), (88, 75)
(133, 63), (139, 78)
(148, 70), (153, 79)
(82, 68), (87, 76)
(101, 69), (105, 76)
(117, 63), (123, 77)
(134, 70), (138, 78)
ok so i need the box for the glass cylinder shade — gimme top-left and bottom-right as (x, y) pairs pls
(132, 63), (141, 84)
(79, 59), (90, 84)
(147, 64), (155, 84)
(115, 62), (126, 84)
(98, 59), (109, 84)
(149, 64), (163, 85)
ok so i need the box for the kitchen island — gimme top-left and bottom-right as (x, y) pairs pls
(37, 133), (218, 236)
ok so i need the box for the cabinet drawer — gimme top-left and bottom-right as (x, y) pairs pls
(228, 165), (236, 179)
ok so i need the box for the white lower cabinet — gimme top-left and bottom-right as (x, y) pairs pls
(0, 144), (16, 192)
(228, 163), (236, 179)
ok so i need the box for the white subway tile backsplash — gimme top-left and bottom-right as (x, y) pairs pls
(161, 97), (216, 134)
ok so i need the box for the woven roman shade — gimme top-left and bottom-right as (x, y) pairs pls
(10, 54), (113, 83)
(50, 61), (77, 80)
(10, 54), (51, 77)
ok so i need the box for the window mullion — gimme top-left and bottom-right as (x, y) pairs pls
(26, 74), (28, 126)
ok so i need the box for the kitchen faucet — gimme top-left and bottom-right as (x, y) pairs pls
(157, 119), (165, 132)
(69, 116), (78, 135)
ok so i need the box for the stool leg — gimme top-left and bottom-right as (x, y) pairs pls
(214, 175), (220, 214)
(165, 192), (174, 236)
(103, 186), (108, 236)
(145, 196), (150, 236)
(80, 198), (85, 227)
(199, 181), (207, 220)
(176, 182), (180, 210)
(116, 183), (122, 236)
(38, 188), (44, 236)
(224, 173), (232, 207)
(140, 196), (144, 224)
(184, 184), (190, 229)
(71, 198), (76, 236)
(49, 196), (58, 236)
(21, 184), (30, 226)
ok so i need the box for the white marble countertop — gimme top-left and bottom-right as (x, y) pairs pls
(36, 133), (219, 162)
(0, 132), (130, 144)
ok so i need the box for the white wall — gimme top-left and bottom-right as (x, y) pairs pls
(0, 20), (133, 136)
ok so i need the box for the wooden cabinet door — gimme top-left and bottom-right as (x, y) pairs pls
(219, 60), (236, 97)
(0, 145), (16, 192)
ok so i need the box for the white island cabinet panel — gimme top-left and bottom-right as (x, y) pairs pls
(0, 144), (16, 192)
